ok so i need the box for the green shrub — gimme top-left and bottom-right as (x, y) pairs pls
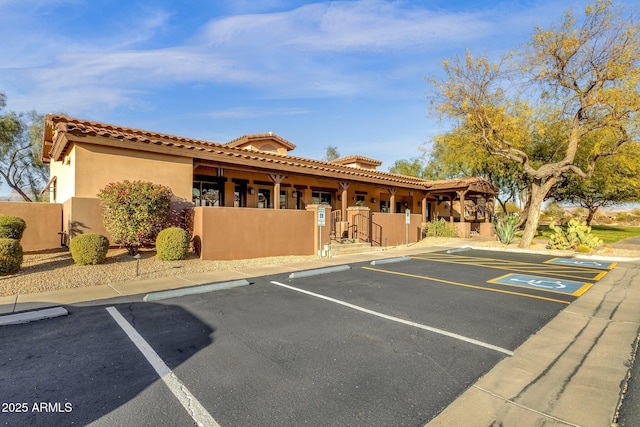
(98, 180), (173, 255)
(69, 233), (110, 265)
(423, 218), (459, 238)
(548, 219), (603, 250)
(0, 214), (27, 240)
(493, 213), (520, 244)
(0, 238), (23, 275)
(156, 227), (190, 261)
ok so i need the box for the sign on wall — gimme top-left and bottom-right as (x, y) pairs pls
(318, 207), (326, 227)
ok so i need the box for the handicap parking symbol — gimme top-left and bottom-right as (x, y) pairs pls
(546, 258), (616, 270)
(489, 273), (592, 296)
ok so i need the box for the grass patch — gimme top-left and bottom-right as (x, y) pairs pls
(532, 224), (640, 243)
(589, 225), (640, 243)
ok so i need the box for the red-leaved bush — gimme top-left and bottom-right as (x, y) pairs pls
(98, 180), (173, 255)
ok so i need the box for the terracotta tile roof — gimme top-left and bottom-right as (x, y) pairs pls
(425, 177), (499, 195)
(42, 114), (497, 195)
(331, 155), (383, 167)
(224, 133), (296, 151)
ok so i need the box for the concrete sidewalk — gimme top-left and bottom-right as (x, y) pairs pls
(1, 241), (639, 427)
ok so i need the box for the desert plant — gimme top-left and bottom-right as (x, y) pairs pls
(548, 219), (603, 250)
(0, 238), (23, 275)
(0, 214), (27, 240)
(156, 227), (190, 261)
(576, 244), (592, 253)
(494, 213), (520, 244)
(69, 233), (110, 265)
(423, 218), (459, 238)
(98, 180), (173, 255)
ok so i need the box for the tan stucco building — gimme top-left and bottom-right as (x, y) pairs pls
(40, 115), (497, 259)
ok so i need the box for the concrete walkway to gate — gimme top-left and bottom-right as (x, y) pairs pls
(1, 239), (639, 427)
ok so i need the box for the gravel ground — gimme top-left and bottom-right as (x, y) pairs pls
(1, 237), (637, 297)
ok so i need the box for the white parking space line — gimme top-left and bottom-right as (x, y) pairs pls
(270, 281), (514, 356)
(106, 307), (220, 427)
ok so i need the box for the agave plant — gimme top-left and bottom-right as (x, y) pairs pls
(493, 213), (520, 244)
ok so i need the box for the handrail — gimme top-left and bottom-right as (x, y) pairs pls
(330, 210), (341, 240)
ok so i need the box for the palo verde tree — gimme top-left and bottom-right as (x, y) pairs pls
(0, 93), (48, 201)
(429, 0), (640, 247)
(427, 128), (528, 216)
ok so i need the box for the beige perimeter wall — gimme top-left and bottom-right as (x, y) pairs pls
(371, 212), (423, 247)
(191, 207), (316, 260)
(0, 202), (63, 252)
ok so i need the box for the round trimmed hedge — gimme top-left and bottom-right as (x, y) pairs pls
(156, 227), (190, 261)
(69, 233), (110, 265)
(0, 214), (27, 240)
(0, 238), (23, 275)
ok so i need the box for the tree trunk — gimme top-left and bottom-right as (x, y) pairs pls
(516, 192), (531, 228)
(586, 206), (598, 226)
(519, 177), (556, 248)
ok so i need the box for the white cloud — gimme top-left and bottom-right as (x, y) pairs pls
(0, 0), (571, 115)
(199, 0), (494, 52)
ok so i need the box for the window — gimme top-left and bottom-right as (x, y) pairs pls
(193, 180), (223, 206)
(234, 183), (246, 207)
(257, 188), (271, 208)
(311, 191), (332, 205)
(280, 190), (288, 209)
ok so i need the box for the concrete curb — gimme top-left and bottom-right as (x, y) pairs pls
(288, 265), (351, 279)
(0, 306), (68, 326)
(470, 244), (640, 263)
(446, 246), (472, 254)
(143, 279), (251, 302)
(370, 256), (411, 266)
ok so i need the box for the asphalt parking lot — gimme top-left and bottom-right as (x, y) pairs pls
(0, 249), (618, 426)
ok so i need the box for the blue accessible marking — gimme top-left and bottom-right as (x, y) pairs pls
(488, 274), (592, 296)
(546, 258), (616, 270)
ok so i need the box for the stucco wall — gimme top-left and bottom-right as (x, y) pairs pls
(62, 197), (113, 245)
(56, 143), (193, 202)
(0, 202), (63, 252)
(371, 212), (423, 247)
(49, 146), (76, 203)
(190, 207), (315, 260)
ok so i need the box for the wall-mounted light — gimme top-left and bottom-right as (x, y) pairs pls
(371, 198), (377, 203)
(338, 195), (342, 201)
(249, 187), (255, 195)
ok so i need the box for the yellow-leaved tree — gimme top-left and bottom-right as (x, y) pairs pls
(429, 0), (640, 247)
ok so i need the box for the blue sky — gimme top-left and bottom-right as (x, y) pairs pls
(0, 0), (605, 195)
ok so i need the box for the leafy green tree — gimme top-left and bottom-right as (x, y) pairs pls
(429, 1), (640, 247)
(552, 143), (640, 224)
(425, 128), (527, 215)
(388, 157), (428, 178)
(97, 180), (173, 255)
(0, 95), (48, 201)
(324, 146), (340, 161)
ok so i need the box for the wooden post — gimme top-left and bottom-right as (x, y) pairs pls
(389, 188), (397, 213)
(269, 174), (286, 209)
